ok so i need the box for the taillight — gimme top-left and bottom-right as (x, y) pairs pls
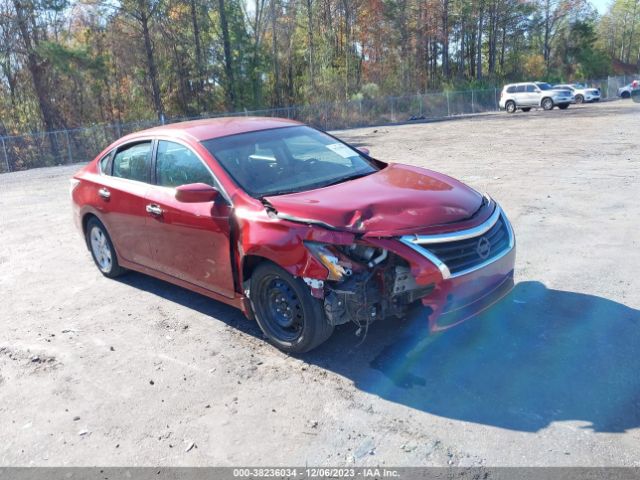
(69, 178), (80, 198)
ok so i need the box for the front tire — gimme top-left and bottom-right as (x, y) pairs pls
(250, 262), (334, 353)
(542, 98), (554, 110)
(621, 91), (631, 99)
(86, 217), (125, 278)
(575, 94), (584, 104)
(505, 101), (516, 114)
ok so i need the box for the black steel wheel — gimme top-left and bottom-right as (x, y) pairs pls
(250, 262), (333, 353)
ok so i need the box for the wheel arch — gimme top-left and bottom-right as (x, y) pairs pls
(241, 254), (270, 287)
(82, 212), (99, 235)
(81, 212), (121, 261)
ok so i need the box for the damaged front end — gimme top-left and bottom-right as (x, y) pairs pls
(239, 191), (514, 340)
(303, 241), (435, 330)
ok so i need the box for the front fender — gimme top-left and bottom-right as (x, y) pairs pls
(234, 207), (356, 284)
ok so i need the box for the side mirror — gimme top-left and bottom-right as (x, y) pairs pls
(175, 183), (220, 203)
(358, 147), (370, 156)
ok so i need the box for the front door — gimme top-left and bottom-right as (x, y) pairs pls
(144, 139), (235, 298)
(524, 84), (539, 106)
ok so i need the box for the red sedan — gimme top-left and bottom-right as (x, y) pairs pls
(71, 117), (515, 352)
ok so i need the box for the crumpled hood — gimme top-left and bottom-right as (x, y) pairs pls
(264, 163), (484, 236)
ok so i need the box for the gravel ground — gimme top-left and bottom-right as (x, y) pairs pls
(1, 101), (639, 467)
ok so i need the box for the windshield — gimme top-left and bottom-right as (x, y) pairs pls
(536, 82), (553, 90)
(201, 126), (379, 197)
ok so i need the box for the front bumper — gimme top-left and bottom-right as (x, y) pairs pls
(426, 245), (515, 331)
(398, 205), (516, 331)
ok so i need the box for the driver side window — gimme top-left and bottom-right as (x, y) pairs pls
(156, 141), (215, 188)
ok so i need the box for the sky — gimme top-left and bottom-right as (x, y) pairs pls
(590, 0), (611, 14)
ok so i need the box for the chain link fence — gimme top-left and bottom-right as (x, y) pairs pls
(0, 75), (636, 174)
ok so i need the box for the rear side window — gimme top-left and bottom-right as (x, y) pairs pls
(506, 86), (516, 93)
(112, 142), (152, 183)
(156, 141), (215, 188)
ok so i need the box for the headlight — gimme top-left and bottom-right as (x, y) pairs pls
(305, 242), (350, 281)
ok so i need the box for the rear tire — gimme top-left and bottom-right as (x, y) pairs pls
(505, 101), (516, 114)
(521, 107), (531, 112)
(574, 94), (584, 104)
(542, 98), (554, 110)
(250, 262), (334, 353)
(86, 217), (125, 278)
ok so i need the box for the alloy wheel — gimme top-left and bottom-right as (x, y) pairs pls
(90, 226), (112, 273)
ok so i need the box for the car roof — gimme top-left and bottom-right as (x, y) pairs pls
(118, 116), (303, 143)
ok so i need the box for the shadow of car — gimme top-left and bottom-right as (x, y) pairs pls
(118, 273), (640, 433)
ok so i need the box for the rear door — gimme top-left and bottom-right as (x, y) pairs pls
(144, 139), (235, 298)
(97, 140), (154, 267)
(513, 85), (527, 105)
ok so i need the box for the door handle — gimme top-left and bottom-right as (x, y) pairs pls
(146, 204), (163, 216)
(98, 188), (111, 200)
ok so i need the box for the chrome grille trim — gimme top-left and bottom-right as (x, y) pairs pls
(399, 205), (515, 280)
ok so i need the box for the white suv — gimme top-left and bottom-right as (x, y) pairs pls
(554, 83), (601, 103)
(499, 82), (574, 113)
(618, 81), (639, 99)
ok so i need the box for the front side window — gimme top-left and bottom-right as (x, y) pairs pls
(201, 126), (379, 197)
(156, 141), (214, 187)
(526, 85), (537, 92)
(112, 142), (152, 182)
